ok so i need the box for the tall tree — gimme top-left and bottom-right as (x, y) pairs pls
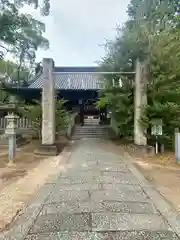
(12, 14), (49, 81)
(100, 0), (180, 147)
(0, 0), (50, 59)
(0, 59), (33, 83)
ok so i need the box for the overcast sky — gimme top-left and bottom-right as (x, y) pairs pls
(22, 0), (130, 66)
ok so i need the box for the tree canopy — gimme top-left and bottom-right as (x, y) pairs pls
(100, 0), (180, 148)
(0, 0), (49, 82)
(0, 59), (33, 82)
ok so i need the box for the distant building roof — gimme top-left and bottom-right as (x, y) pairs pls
(54, 66), (100, 73)
(28, 66), (105, 90)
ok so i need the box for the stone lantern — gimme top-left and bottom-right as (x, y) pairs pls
(5, 113), (19, 163)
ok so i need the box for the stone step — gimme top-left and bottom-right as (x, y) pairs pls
(73, 130), (109, 133)
(72, 123), (110, 140)
(72, 134), (108, 138)
(75, 127), (109, 131)
(74, 129), (108, 133)
(73, 130), (109, 134)
(72, 133), (109, 139)
(72, 131), (109, 135)
(75, 126), (109, 129)
(72, 135), (109, 140)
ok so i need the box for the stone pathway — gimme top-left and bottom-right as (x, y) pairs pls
(2, 139), (180, 239)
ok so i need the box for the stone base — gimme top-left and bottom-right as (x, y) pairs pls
(146, 145), (155, 156)
(34, 144), (58, 156)
(135, 144), (155, 156)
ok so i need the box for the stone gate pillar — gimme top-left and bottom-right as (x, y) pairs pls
(134, 59), (147, 146)
(35, 58), (57, 156)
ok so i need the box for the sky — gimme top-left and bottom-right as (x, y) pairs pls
(22, 0), (130, 66)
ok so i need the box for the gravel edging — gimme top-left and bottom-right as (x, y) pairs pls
(124, 151), (180, 239)
(0, 148), (72, 240)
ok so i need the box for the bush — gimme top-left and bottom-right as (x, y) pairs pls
(19, 99), (69, 139)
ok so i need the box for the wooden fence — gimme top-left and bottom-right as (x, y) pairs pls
(0, 117), (33, 130)
(0, 113), (78, 136)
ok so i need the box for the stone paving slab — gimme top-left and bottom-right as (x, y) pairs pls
(55, 175), (99, 185)
(92, 213), (170, 231)
(90, 201), (158, 214)
(100, 183), (145, 193)
(2, 139), (180, 240)
(81, 166), (130, 173)
(101, 183), (143, 191)
(45, 190), (89, 204)
(25, 231), (180, 240)
(29, 213), (91, 234)
(99, 166), (130, 173)
(59, 170), (102, 178)
(96, 154), (124, 161)
(83, 160), (99, 165)
(97, 160), (127, 165)
(101, 170), (132, 176)
(94, 174), (140, 185)
(55, 174), (140, 186)
(39, 201), (90, 215)
(53, 183), (102, 191)
(90, 189), (149, 202)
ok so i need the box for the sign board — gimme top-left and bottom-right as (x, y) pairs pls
(151, 119), (163, 136)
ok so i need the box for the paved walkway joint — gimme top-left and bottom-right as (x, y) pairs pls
(1, 139), (180, 239)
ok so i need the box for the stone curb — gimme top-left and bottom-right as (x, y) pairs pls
(124, 152), (180, 238)
(0, 147), (72, 240)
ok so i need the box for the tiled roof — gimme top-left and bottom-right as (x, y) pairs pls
(54, 66), (100, 73)
(28, 72), (105, 90)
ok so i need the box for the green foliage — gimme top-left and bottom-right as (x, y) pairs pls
(12, 15), (49, 71)
(100, 0), (180, 148)
(18, 101), (42, 138)
(96, 96), (108, 109)
(141, 26), (180, 148)
(102, 81), (134, 139)
(0, 60), (31, 83)
(19, 99), (70, 139)
(56, 100), (70, 132)
(0, 0), (49, 70)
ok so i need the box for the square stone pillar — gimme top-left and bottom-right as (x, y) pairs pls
(42, 58), (55, 145)
(134, 59), (147, 146)
(35, 58), (58, 156)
